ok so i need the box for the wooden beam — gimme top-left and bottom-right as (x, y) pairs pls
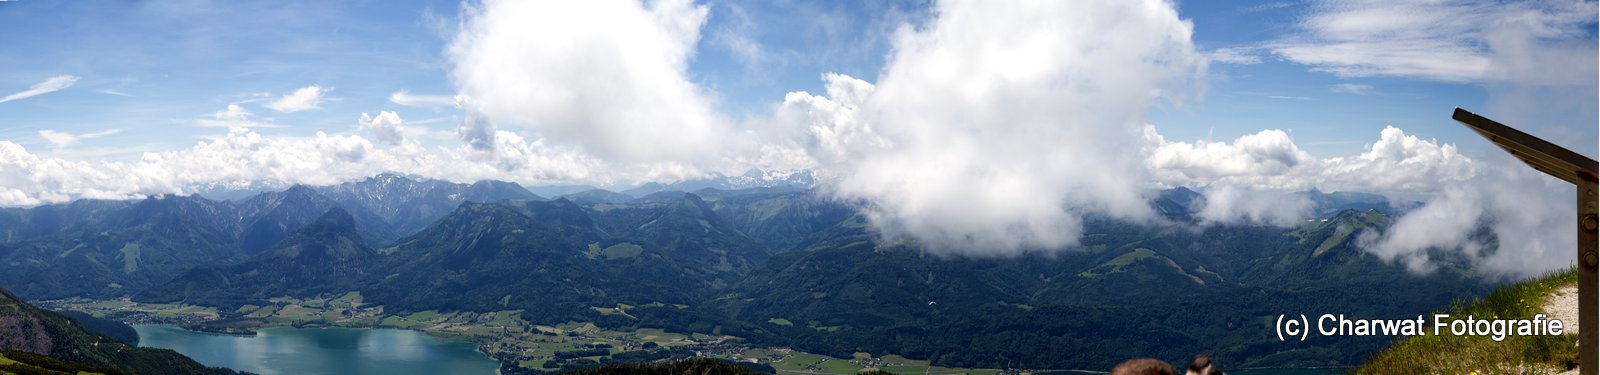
(1452, 108), (1598, 183)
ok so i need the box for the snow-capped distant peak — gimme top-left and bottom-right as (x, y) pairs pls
(723, 169), (815, 189)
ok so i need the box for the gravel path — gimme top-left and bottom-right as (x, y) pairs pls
(1548, 286), (1581, 334)
(1547, 285), (1580, 375)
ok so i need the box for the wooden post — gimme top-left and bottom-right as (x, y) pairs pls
(1580, 176), (1597, 375)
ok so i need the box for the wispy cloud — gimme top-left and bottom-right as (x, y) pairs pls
(711, 2), (774, 71)
(716, 31), (768, 68)
(196, 104), (285, 129)
(1206, 47), (1263, 65)
(1243, 2), (1294, 13)
(1267, 95), (1312, 100)
(1271, 0), (1597, 84)
(264, 85), (328, 113)
(387, 90), (456, 108)
(1331, 83), (1373, 94)
(96, 89), (134, 97)
(0, 75), (80, 104)
(37, 128), (122, 148)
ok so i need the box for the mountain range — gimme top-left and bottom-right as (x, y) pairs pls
(0, 172), (1490, 370)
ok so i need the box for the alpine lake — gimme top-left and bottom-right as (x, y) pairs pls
(134, 324), (500, 375)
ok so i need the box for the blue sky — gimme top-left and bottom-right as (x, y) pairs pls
(1, 0), (1587, 161)
(0, 0), (1590, 194)
(0, 1), (934, 160)
(0, 1), (459, 156)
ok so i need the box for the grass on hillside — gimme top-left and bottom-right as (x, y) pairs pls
(1357, 268), (1579, 374)
(0, 351), (121, 375)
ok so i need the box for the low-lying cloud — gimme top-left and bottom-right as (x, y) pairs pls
(1357, 156), (1576, 278)
(1193, 184), (1313, 227)
(0, 126), (622, 206)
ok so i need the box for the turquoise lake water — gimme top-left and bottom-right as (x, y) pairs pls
(133, 324), (500, 375)
(135, 324), (1351, 375)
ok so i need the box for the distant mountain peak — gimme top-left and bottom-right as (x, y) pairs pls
(639, 192), (724, 228)
(276, 184), (327, 202)
(546, 196), (584, 210)
(460, 179), (541, 202)
(312, 206), (356, 230)
(667, 193), (713, 215)
(268, 206), (364, 250)
(728, 168), (815, 187)
(559, 188), (634, 204)
(367, 171), (420, 184)
(682, 191), (706, 203)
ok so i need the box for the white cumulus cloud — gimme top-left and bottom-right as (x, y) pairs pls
(358, 111), (408, 146)
(798, 0), (1208, 256)
(1148, 128), (1315, 184)
(1318, 126), (1479, 193)
(447, 0), (733, 165)
(1147, 125), (1477, 194)
(1145, 125), (1479, 229)
(770, 73), (885, 169)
